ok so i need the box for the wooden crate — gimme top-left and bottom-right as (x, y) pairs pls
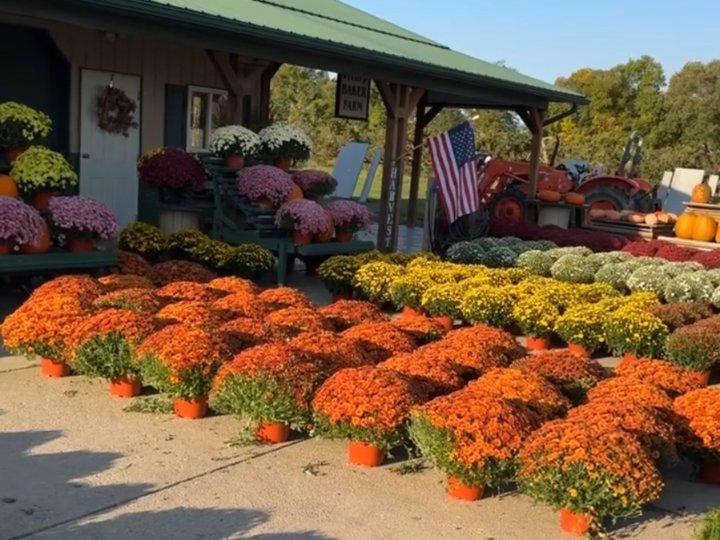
(656, 236), (720, 252)
(584, 219), (675, 240)
(684, 202), (720, 220)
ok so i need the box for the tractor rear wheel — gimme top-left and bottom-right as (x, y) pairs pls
(582, 185), (635, 215)
(489, 187), (526, 223)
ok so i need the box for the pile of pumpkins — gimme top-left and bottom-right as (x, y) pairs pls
(0, 173), (52, 254)
(589, 208), (677, 225)
(673, 181), (720, 243)
(537, 190), (585, 205)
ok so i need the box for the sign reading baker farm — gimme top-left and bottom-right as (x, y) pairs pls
(334, 75), (370, 121)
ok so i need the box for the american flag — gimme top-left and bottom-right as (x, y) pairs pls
(427, 121), (479, 223)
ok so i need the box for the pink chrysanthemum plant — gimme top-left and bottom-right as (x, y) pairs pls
(0, 195), (45, 248)
(292, 170), (338, 199)
(136, 147), (206, 190)
(48, 196), (118, 240)
(274, 199), (329, 236)
(325, 200), (373, 233)
(236, 165), (294, 208)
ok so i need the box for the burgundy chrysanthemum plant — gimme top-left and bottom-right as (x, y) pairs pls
(137, 147), (206, 190)
(325, 200), (373, 232)
(236, 165), (294, 208)
(0, 196), (45, 246)
(49, 196), (118, 240)
(274, 199), (329, 236)
(292, 169), (338, 198)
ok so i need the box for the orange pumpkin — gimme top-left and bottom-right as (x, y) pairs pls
(313, 211), (334, 243)
(588, 209), (606, 220)
(716, 225), (720, 243)
(19, 220), (50, 254)
(0, 174), (18, 197)
(538, 190), (561, 203)
(692, 215), (717, 242)
(644, 214), (658, 226)
(674, 213), (696, 239)
(290, 183), (303, 200)
(564, 192), (585, 205)
(691, 182), (712, 203)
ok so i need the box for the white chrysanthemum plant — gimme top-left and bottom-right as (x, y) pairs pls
(258, 122), (313, 170)
(208, 125), (261, 168)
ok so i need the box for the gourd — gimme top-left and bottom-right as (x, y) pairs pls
(19, 220), (50, 254)
(691, 182), (712, 203)
(289, 183), (303, 200)
(666, 212), (678, 223)
(588, 209), (606, 219)
(628, 213), (645, 223)
(0, 174), (17, 197)
(563, 192), (585, 205)
(655, 212), (670, 224)
(692, 215), (717, 242)
(605, 210), (621, 220)
(674, 212), (696, 239)
(538, 190), (561, 203)
(644, 214), (658, 226)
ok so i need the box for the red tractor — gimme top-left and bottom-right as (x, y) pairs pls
(480, 132), (656, 223)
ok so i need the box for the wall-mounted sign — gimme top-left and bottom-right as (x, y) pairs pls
(334, 75), (370, 121)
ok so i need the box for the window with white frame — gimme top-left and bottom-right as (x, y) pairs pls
(186, 86), (228, 152)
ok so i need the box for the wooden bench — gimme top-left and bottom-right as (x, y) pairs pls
(206, 163), (374, 284)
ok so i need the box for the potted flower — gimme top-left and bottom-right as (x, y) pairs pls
(674, 388), (720, 484)
(554, 303), (607, 356)
(10, 146), (78, 210)
(92, 288), (163, 314)
(68, 308), (158, 397)
(388, 272), (433, 318)
(352, 260), (404, 305)
(236, 165), (294, 209)
(137, 147), (205, 203)
(48, 196), (118, 252)
(274, 199), (330, 245)
(377, 352), (462, 397)
(616, 358), (705, 396)
(290, 169), (338, 201)
(410, 393), (533, 500)
(420, 283), (463, 331)
(135, 323), (230, 418)
(518, 420), (663, 536)
(325, 200), (373, 242)
(0, 102), (52, 163)
(390, 317), (446, 345)
(340, 321), (416, 363)
(258, 122), (313, 170)
(318, 299), (387, 331)
(217, 244), (275, 279)
(512, 295), (559, 350)
(512, 350), (607, 404)
(603, 307), (668, 365)
(0, 196), (46, 255)
(212, 343), (324, 443)
(0, 293), (86, 377)
(146, 259), (217, 286)
(317, 255), (361, 301)
(257, 286), (313, 311)
(665, 325), (720, 384)
(459, 285), (515, 328)
(118, 221), (168, 263)
(311, 366), (425, 466)
(208, 125), (260, 168)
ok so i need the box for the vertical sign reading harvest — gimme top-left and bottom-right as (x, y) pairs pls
(334, 75), (370, 121)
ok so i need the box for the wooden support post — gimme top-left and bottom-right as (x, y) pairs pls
(517, 107), (546, 200)
(206, 50), (280, 127)
(375, 82), (426, 251)
(406, 101), (443, 227)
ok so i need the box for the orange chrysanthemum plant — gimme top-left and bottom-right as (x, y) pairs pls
(219, 317), (273, 353)
(615, 358), (705, 397)
(212, 292), (265, 319)
(157, 301), (232, 329)
(311, 367), (425, 466)
(391, 316), (446, 345)
(146, 260), (216, 285)
(207, 276), (259, 295)
(92, 288), (164, 314)
(674, 388), (720, 482)
(212, 344), (324, 443)
(114, 250), (152, 276)
(30, 275), (105, 307)
(511, 350), (607, 404)
(318, 299), (388, 331)
(265, 307), (331, 339)
(410, 393), (533, 500)
(257, 286), (313, 311)
(1, 294), (87, 376)
(68, 309), (158, 397)
(98, 274), (155, 292)
(340, 322), (416, 364)
(377, 353), (463, 398)
(465, 368), (570, 427)
(518, 420), (663, 534)
(136, 324), (230, 418)
(289, 331), (372, 372)
(156, 281), (226, 303)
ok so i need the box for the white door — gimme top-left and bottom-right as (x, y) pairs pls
(80, 69), (141, 229)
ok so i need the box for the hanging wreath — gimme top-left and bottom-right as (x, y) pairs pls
(97, 84), (138, 137)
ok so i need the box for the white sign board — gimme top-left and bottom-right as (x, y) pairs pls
(334, 75), (370, 121)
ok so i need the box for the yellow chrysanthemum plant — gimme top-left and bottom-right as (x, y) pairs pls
(388, 271), (434, 312)
(420, 282), (464, 320)
(554, 304), (608, 353)
(10, 146), (78, 193)
(352, 260), (404, 304)
(603, 306), (668, 359)
(459, 285), (515, 328)
(0, 102), (52, 149)
(119, 222), (168, 262)
(512, 295), (559, 339)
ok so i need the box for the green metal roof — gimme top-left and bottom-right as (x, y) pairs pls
(80, 0), (587, 104)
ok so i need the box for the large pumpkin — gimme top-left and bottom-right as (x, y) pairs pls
(692, 215), (717, 242)
(19, 220), (50, 254)
(538, 190), (561, 203)
(290, 183), (303, 200)
(563, 192), (585, 205)
(674, 212), (696, 239)
(691, 182), (712, 203)
(0, 174), (17, 197)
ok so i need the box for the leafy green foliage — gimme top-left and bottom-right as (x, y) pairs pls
(72, 333), (138, 380)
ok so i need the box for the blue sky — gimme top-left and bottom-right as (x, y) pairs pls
(344, 0), (716, 84)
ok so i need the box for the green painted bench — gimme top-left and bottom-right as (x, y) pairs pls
(206, 164), (374, 284)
